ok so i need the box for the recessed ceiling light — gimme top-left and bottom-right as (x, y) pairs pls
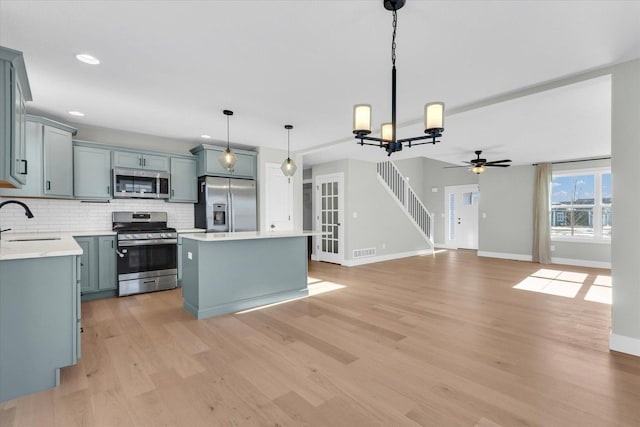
(68, 111), (85, 117)
(75, 54), (100, 65)
(200, 134), (212, 139)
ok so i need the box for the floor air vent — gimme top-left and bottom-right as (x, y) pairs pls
(353, 248), (376, 259)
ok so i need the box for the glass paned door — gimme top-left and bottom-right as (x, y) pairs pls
(316, 174), (344, 264)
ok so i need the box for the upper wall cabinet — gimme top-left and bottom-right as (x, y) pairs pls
(112, 150), (170, 172)
(73, 144), (111, 200)
(0, 47), (32, 188)
(169, 157), (197, 203)
(0, 116), (76, 199)
(190, 144), (257, 180)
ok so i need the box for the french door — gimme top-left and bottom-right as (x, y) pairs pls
(315, 173), (344, 264)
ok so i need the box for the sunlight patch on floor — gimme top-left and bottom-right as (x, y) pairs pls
(584, 285), (612, 304)
(236, 278), (346, 314)
(514, 269), (587, 299)
(594, 275), (612, 287)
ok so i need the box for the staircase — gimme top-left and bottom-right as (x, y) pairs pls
(376, 161), (434, 247)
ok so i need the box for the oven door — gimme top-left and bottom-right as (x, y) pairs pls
(117, 239), (177, 280)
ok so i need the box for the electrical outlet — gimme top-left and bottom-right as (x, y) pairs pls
(382, 243), (386, 249)
(353, 211), (358, 219)
(187, 251), (193, 260)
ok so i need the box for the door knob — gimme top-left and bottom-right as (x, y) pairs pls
(270, 224), (275, 229)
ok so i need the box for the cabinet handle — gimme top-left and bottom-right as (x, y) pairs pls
(171, 189), (174, 197)
(143, 158), (147, 167)
(139, 157), (143, 166)
(21, 159), (28, 175)
(107, 185), (110, 194)
(46, 180), (51, 191)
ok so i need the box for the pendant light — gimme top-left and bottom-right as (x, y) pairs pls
(281, 124), (297, 176)
(219, 109), (237, 171)
(352, 0), (445, 156)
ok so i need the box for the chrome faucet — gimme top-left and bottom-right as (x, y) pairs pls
(0, 200), (35, 240)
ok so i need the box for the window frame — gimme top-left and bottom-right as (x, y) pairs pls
(550, 167), (611, 244)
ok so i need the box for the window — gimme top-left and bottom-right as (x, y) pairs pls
(551, 169), (611, 241)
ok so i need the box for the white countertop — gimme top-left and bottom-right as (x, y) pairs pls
(181, 230), (321, 242)
(177, 228), (206, 234)
(0, 233), (83, 261)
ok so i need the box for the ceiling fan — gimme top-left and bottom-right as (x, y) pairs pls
(446, 150), (512, 174)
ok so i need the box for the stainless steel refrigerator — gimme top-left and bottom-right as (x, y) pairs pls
(194, 176), (257, 232)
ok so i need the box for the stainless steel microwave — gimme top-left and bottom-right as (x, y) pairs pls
(112, 168), (170, 199)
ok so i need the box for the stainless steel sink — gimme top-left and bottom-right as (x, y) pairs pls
(7, 237), (61, 242)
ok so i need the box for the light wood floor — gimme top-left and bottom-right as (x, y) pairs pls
(2, 250), (639, 426)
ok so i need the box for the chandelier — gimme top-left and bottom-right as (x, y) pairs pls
(353, 0), (445, 156)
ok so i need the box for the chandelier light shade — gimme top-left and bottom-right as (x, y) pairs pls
(353, 104), (372, 135)
(352, 0), (445, 156)
(471, 165), (485, 174)
(219, 109), (238, 171)
(281, 124), (297, 176)
(424, 102), (445, 134)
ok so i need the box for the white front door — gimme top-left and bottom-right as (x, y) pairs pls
(265, 163), (293, 231)
(315, 173), (344, 264)
(445, 184), (479, 249)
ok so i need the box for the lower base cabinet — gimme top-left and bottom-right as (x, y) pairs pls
(0, 255), (80, 402)
(74, 235), (117, 299)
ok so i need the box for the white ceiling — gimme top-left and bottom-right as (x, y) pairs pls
(1, 1), (639, 167)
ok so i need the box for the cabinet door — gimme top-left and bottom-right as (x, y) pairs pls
(0, 121), (42, 197)
(232, 153), (256, 179)
(170, 157), (197, 202)
(112, 150), (143, 169)
(74, 145), (111, 199)
(43, 126), (73, 197)
(98, 236), (117, 291)
(11, 70), (28, 185)
(142, 154), (170, 172)
(205, 148), (229, 176)
(75, 237), (98, 293)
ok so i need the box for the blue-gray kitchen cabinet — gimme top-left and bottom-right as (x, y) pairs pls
(74, 235), (117, 300)
(0, 254), (81, 402)
(112, 150), (170, 172)
(191, 144), (257, 179)
(73, 144), (112, 199)
(0, 46), (32, 188)
(43, 125), (73, 197)
(169, 157), (197, 202)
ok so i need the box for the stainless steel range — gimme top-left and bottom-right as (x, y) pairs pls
(112, 211), (177, 296)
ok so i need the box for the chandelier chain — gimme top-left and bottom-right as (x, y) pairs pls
(391, 9), (397, 67)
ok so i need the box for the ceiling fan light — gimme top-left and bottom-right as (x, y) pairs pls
(424, 102), (445, 134)
(381, 123), (393, 142)
(471, 165), (485, 174)
(353, 104), (372, 135)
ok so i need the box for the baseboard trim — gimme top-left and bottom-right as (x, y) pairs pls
(342, 249), (433, 267)
(477, 251), (533, 262)
(551, 257), (611, 269)
(609, 333), (640, 357)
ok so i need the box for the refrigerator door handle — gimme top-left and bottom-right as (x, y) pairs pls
(230, 192), (235, 232)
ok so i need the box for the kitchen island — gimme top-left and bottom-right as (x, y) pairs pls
(180, 231), (317, 319)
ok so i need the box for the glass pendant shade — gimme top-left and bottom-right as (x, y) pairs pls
(424, 102), (445, 134)
(353, 104), (372, 135)
(281, 157), (297, 176)
(471, 165), (485, 174)
(219, 148), (237, 171)
(381, 123), (393, 141)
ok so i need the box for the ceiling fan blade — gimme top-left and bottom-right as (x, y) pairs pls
(443, 165), (469, 169)
(484, 159), (512, 166)
(485, 164), (511, 167)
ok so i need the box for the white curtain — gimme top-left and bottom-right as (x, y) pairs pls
(533, 163), (552, 264)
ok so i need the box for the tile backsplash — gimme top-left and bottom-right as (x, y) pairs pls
(0, 197), (194, 233)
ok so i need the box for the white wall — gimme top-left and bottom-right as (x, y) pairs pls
(311, 159), (430, 265)
(256, 146), (303, 231)
(0, 196), (194, 233)
(610, 59), (640, 356)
